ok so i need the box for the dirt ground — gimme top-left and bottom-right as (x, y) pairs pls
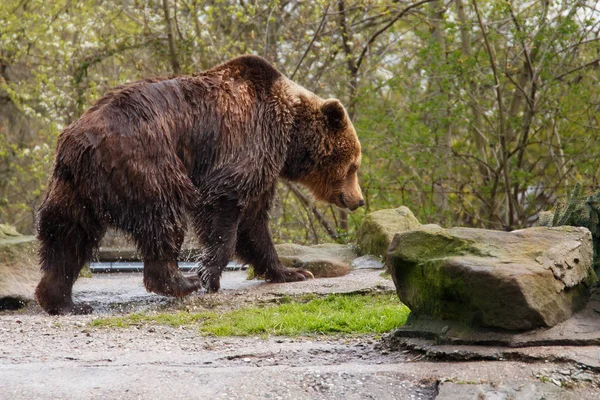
(1, 269), (599, 399)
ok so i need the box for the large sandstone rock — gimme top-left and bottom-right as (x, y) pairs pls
(387, 225), (598, 330)
(356, 206), (421, 259)
(0, 225), (39, 307)
(275, 243), (357, 278)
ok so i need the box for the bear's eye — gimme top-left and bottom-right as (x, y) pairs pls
(348, 164), (359, 174)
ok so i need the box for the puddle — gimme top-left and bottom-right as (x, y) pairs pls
(72, 271), (262, 314)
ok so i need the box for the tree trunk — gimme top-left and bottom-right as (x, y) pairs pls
(162, 0), (180, 74)
(456, 0), (494, 224)
(426, 1), (450, 211)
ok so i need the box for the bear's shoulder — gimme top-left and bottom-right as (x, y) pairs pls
(204, 55), (283, 92)
(213, 55), (279, 74)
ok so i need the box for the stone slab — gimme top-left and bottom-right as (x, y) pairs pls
(390, 287), (600, 348)
(436, 381), (577, 400)
(387, 225), (598, 330)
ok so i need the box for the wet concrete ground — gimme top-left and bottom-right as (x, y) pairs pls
(1, 269), (599, 399)
(72, 271), (265, 314)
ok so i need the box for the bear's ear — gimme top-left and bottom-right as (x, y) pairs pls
(321, 99), (346, 131)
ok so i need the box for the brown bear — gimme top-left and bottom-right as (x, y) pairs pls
(35, 55), (363, 315)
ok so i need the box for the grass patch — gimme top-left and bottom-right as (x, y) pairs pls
(91, 293), (410, 336)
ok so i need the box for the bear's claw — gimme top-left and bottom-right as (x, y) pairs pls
(298, 269), (315, 280)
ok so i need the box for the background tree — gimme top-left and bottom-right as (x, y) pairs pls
(1, 0), (600, 243)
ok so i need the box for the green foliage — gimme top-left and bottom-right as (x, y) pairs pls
(546, 184), (600, 272)
(552, 184), (586, 227)
(91, 293), (410, 336)
(0, 131), (55, 232)
(1, 0), (600, 240)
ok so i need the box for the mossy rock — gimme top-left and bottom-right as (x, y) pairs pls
(0, 224), (21, 239)
(79, 264), (93, 278)
(0, 226), (39, 306)
(356, 206), (421, 259)
(387, 225), (598, 330)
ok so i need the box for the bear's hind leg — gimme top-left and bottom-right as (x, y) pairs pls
(143, 258), (202, 297)
(36, 191), (104, 315)
(133, 217), (202, 298)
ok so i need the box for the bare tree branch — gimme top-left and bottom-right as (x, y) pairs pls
(472, 0), (514, 228)
(285, 182), (339, 241)
(356, 0), (436, 71)
(291, 3), (330, 80)
(554, 58), (600, 81)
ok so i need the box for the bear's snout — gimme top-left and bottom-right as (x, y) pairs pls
(338, 191), (364, 211)
(334, 169), (364, 211)
(346, 196), (365, 211)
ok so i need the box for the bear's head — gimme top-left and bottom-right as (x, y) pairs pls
(282, 87), (364, 211)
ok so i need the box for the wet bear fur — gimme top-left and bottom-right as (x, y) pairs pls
(35, 55), (363, 315)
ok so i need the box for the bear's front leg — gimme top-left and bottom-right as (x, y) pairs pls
(236, 210), (314, 283)
(194, 199), (242, 293)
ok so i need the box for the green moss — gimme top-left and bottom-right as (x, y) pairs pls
(357, 220), (393, 258)
(379, 271), (392, 280)
(78, 264), (93, 278)
(245, 266), (266, 280)
(359, 231), (391, 259)
(90, 293), (410, 336)
(356, 207), (421, 258)
(387, 229), (482, 322)
(392, 258), (471, 321)
(391, 230), (478, 262)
